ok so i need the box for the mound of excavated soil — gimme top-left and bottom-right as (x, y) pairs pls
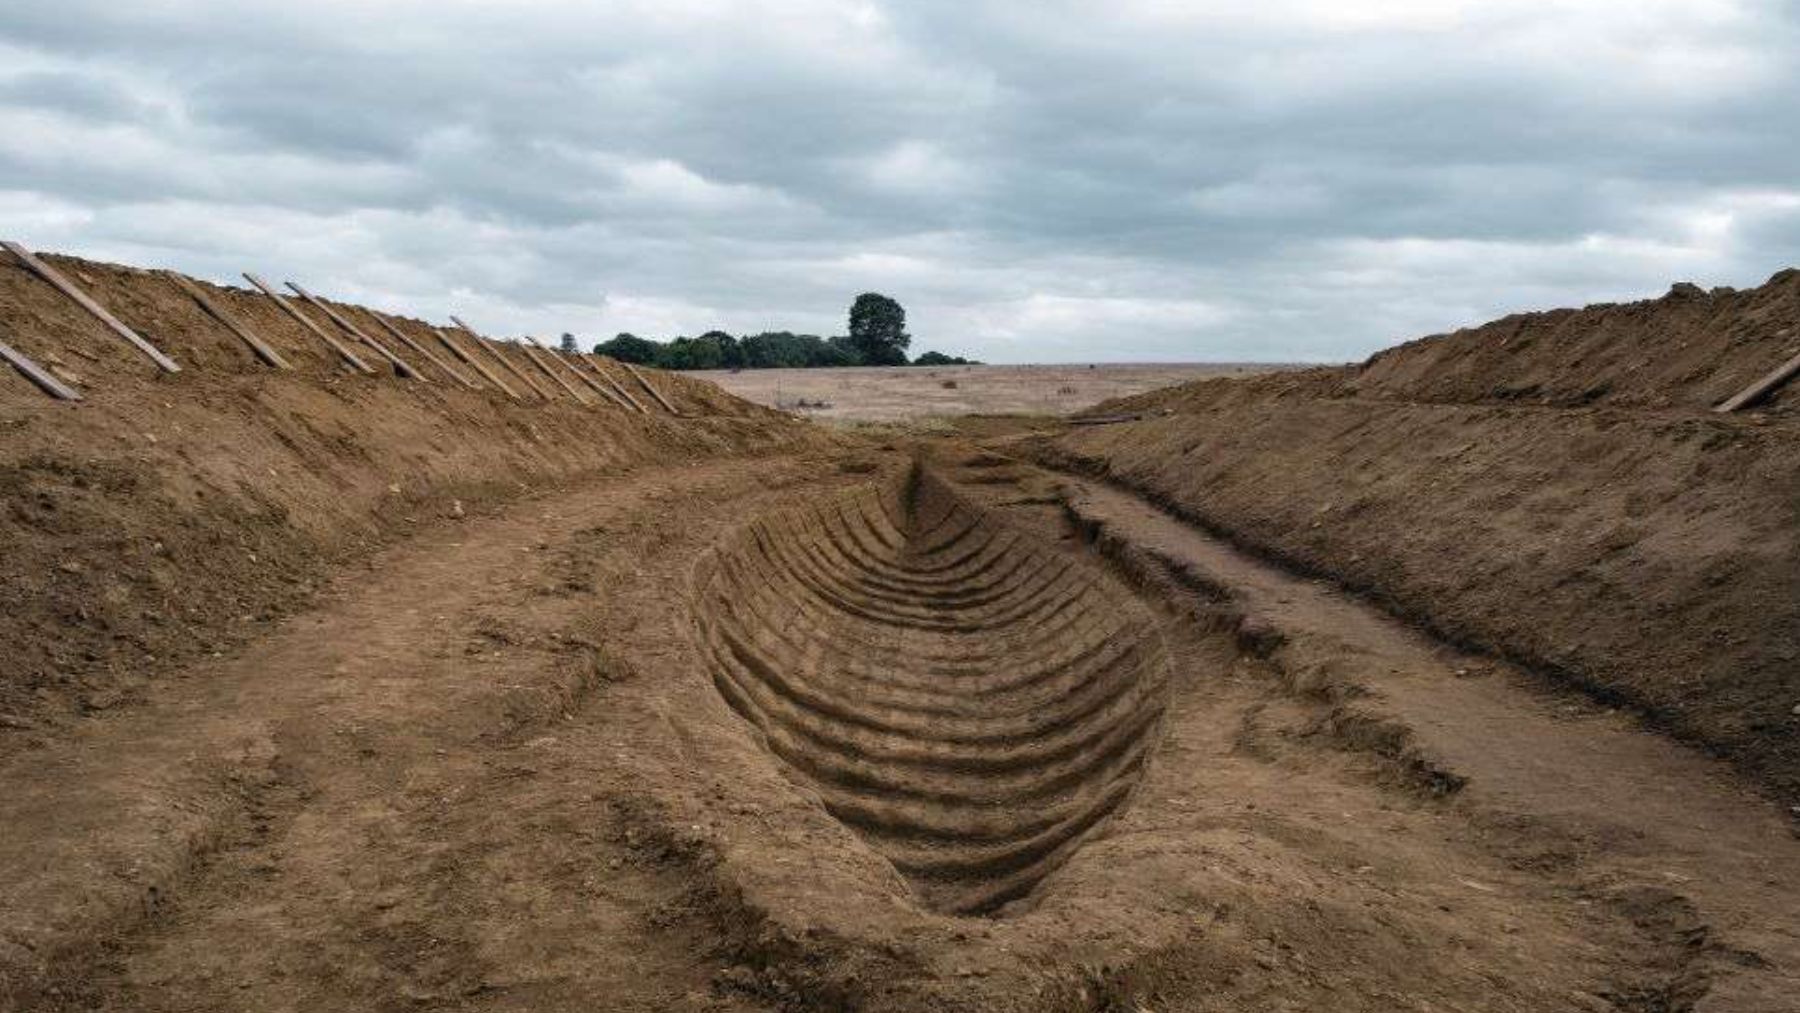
(0, 250), (832, 746)
(1042, 269), (1800, 804)
(1351, 270), (1800, 411)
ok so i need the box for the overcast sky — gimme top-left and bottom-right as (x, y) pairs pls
(1, 2), (1796, 363)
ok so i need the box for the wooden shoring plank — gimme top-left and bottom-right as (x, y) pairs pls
(554, 346), (631, 409)
(285, 282), (420, 380)
(584, 356), (648, 413)
(4, 240), (180, 373)
(561, 351), (632, 410)
(521, 337), (593, 404)
(1715, 348), (1800, 412)
(161, 271), (290, 369)
(449, 316), (553, 400)
(449, 316), (548, 400)
(364, 311), (479, 389)
(486, 337), (554, 400)
(521, 339), (585, 402)
(434, 327), (519, 399)
(623, 360), (679, 415)
(0, 336), (82, 401)
(243, 273), (373, 374)
(578, 354), (643, 412)
(491, 338), (559, 399)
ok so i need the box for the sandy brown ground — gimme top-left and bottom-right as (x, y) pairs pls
(688, 364), (1286, 421)
(1046, 366), (1800, 808)
(0, 251), (813, 747)
(4, 443), (1795, 1012)
(4, 251), (1796, 1013)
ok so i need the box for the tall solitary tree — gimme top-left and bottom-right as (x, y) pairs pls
(848, 293), (910, 366)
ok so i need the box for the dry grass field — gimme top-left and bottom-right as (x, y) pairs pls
(688, 362), (1288, 421)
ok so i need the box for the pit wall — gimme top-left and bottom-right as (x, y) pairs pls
(690, 464), (1172, 915)
(0, 250), (833, 744)
(1043, 288), (1800, 802)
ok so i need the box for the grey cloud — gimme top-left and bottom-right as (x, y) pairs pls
(0, 68), (155, 122)
(1, 1), (1797, 362)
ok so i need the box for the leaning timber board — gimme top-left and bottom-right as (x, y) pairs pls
(4, 241), (180, 373)
(0, 335), (82, 400)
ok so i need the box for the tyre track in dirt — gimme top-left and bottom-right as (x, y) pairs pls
(1044, 467), (1800, 1012)
(0, 455), (843, 1013)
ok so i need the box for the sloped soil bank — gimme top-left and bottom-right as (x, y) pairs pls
(1043, 271), (1800, 805)
(1349, 269), (1800, 411)
(0, 250), (832, 749)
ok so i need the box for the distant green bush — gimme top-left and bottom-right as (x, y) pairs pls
(587, 295), (976, 371)
(912, 351), (979, 366)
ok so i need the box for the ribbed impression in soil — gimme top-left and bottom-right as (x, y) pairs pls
(693, 465), (1170, 914)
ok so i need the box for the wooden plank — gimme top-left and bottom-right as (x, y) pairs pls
(1067, 412), (1144, 426)
(521, 337), (593, 404)
(0, 336), (82, 401)
(579, 355), (643, 412)
(4, 241), (180, 373)
(364, 311), (479, 388)
(1715, 348), (1800, 412)
(243, 273), (373, 373)
(285, 282), (420, 380)
(490, 338), (558, 399)
(564, 352), (633, 410)
(450, 316), (553, 400)
(551, 345), (631, 409)
(521, 340), (584, 401)
(435, 327), (519, 399)
(584, 356), (647, 413)
(450, 316), (545, 400)
(482, 337), (551, 400)
(161, 271), (290, 369)
(623, 361), (679, 415)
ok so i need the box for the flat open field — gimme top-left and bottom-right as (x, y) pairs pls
(689, 363), (1286, 421)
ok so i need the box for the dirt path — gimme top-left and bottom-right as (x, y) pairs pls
(0, 455), (846, 1012)
(1055, 473), (1800, 1012)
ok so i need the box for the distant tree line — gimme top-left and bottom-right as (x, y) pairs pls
(591, 293), (979, 370)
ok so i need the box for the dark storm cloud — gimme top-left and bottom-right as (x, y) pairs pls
(1, 1), (1797, 361)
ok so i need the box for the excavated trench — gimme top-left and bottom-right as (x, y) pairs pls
(692, 465), (1171, 914)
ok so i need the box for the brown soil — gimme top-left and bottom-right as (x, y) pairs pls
(692, 463), (1170, 915)
(3, 251), (1797, 1013)
(1349, 270), (1800, 411)
(0, 251), (817, 746)
(1043, 269), (1800, 806)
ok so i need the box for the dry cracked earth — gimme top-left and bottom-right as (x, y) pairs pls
(3, 441), (1797, 1013)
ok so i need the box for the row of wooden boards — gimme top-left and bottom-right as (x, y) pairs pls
(0, 241), (680, 416)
